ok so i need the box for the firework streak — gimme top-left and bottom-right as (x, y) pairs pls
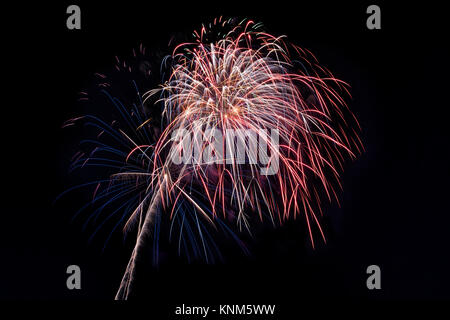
(62, 17), (362, 299)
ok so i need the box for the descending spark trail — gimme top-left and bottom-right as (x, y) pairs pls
(61, 17), (362, 300)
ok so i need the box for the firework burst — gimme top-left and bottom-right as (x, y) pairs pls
(61, 17), (362, 300)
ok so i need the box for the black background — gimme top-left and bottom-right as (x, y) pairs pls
(2, 0), (450, 312)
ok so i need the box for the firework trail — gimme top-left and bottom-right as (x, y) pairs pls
(61, 17), (362, 300)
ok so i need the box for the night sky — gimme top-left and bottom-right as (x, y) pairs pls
(2, 0), (450, 312)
